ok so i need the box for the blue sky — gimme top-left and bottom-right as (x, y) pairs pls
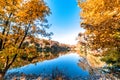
(45, 0), (84, 45)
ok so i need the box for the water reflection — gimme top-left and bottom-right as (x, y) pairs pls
(6, 53), (89, 79)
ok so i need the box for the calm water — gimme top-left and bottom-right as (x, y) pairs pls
(6, 53), (89, 79)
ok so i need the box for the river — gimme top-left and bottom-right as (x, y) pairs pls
(5, 52), (107, 80)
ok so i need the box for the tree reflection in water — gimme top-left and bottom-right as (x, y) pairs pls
(5, 52), (89, 80)
(5, 52), (119, 80)
(78, 57), (119, 80)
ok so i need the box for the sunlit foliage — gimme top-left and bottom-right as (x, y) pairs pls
(78, 0), (120, 66)
(0, 0), (50, 78)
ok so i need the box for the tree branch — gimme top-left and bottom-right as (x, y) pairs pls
(18, 24), (31, 48)
(1, 13), (12, 49)
(2, 13), (12, 35)
(4, 56), (9, 68)
(15, 27), (21, 45)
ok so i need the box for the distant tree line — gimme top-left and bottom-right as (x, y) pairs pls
(23, 37), (71, 53)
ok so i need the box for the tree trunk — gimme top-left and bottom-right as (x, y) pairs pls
(0, 39), (3, 50)
(0, 54), (18, 80)
(0, 72), (5, 80)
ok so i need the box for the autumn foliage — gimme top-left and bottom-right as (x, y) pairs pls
(78, 0), (120, 66)
(0, 0), (50, 79)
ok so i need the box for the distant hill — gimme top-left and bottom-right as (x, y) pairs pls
(23, 37), (72, 52)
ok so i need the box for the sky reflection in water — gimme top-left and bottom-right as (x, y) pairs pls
(7, 53), (89, 78)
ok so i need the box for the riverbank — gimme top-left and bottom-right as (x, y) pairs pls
(5, 71), (118, 80)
